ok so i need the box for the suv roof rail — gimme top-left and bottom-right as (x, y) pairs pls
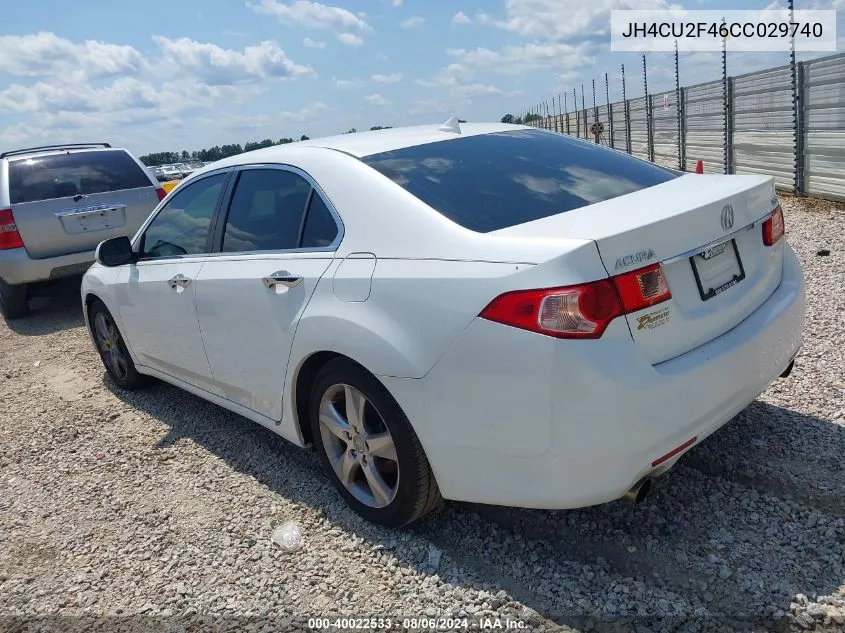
(0, 143), (112, 159)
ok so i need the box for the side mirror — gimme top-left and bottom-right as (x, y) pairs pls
(96, 236), (136, 267)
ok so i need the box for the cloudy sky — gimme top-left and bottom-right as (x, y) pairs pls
(1, 0), (841, 155)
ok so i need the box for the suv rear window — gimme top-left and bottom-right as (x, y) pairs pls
(361, 129), (678, 233)
(8, 150), (152, 204)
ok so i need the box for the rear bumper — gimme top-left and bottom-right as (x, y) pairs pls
(0, 247), (94, 285)
(383, 245), (805, 509)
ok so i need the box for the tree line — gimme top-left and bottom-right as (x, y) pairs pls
(139, 126), (394, 166)
(500, 114), (542, 125)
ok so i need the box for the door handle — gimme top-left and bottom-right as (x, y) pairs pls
(262, 271), (303, 289)
(168, 274), (192, 289)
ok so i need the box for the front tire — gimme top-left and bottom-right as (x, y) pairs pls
(0, 280), (29, 319)
(309, 358), (442, 527)
(89, 300), (149, 390)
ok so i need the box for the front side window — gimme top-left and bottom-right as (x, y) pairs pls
(140, 173), (226, 259)
(221, 169), (312, 253)
(361, 129), (678, 233)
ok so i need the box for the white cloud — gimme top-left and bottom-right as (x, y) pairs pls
(372, 72), (402, 84)
(0, 32), (146, 80)
(153, 36), (313, 85)
(248, 0), (371, 31)
(337, 32), (363, 47)
(446, 42), (594, 74)
(303, 37), (326, 48)
(452, 12), (472, 26)
(335, 78), (365, 89)
(391, 0), (402, 5)
(482, 0), (671, 40)
(0, 77), (161, 114)
(365, 94), (391, 106)
(453, 83), (502, 98)
(400, 17), (425, 29)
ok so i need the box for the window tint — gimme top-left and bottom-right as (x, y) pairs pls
(222, 169), (311, 252)
(300, 192), (339, 248)
(361, 129), (679, 233)
(9, 150), (153, 204)
(141, 173), (225, 258)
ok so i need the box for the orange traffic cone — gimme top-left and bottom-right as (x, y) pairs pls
(694, 160), (704, 174)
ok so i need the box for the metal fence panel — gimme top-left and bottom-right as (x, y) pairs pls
(732, 65), (796, 190)
(651, 90), (680, 169)
(684, 80), (724, 174)
(628, 96), (649, 160)
(804, 54), (845, 200)
(611, 101), (627, 150)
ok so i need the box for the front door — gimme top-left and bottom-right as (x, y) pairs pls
(116, 171), (229, 392)
(195, 167), (342, 420)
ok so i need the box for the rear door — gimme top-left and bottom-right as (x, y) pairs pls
(115, 171), (230, 393)
(194, 166), (341, 420)
(7, 149), (160, 259)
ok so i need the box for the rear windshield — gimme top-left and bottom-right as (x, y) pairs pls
(9, 150), (152, 204)
(361, 129), (678, 233)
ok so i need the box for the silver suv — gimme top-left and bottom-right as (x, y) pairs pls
(0, 143), (164, 319)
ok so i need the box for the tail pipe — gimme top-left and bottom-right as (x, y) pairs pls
(623, 477), (653, 504)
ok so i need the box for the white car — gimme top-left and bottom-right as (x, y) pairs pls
(81, 120), (805, 527)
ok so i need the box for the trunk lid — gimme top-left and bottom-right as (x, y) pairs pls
(7, 149), (160, 259)
(493, 174), (784, 364)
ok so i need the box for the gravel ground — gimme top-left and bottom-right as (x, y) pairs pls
(1, 195), (843, 633)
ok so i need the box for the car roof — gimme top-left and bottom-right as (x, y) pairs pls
(204, 122), (529, 171)
(1, 146), (127, 162)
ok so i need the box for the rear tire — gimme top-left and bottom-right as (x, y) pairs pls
(0, 280), (29, 320)
(309, 358), (443, 527)
(89, 300), (149, 390)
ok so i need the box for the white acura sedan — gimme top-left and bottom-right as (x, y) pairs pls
(82, 121), (805, 527)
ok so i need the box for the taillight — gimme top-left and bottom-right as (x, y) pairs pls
(612, 263), (672, 313)
(0, 208), (24, 250)
(480, 263), (672, 339)
(156, 187), (167, 202)
(762, 205), (784, 246)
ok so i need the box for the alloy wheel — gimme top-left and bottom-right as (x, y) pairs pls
(318, 383), (399, 508)
(93, 312), (129, 382)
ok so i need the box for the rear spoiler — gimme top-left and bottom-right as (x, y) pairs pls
(0, 143), (112, 159)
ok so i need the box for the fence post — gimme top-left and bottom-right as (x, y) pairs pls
(796, 61), (806, 196)
(675, 40), (683, 171)
(606, 73), (614, 149)
(679, 88), (687, 171)
(726, 77), (734, 174)
(643, 55), (654, 163)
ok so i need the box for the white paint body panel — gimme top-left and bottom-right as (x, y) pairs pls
(81, 123), (806, 510)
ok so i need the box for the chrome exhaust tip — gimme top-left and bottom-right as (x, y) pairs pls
(623, 478), (652, 504)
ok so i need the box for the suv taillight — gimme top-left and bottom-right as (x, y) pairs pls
(762, 205), (784, 246)
(480, 264), (672, 339)
(156, 187), (167, 201)
(0, 209), (24, 250)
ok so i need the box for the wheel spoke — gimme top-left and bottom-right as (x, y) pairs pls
(319, 402), (350, 440)
(112, 352), (128, 378)
(361, 460), (393, 506)
(365, 431), (397, 462)
(344, 385), (367, 431)
(333, 450), (358, 486)
(94, 314), (110, 345)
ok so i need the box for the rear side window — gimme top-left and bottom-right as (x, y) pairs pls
(222, 169), (312, 253)
(301, 193), (339, 248)
(361, 129), (678, 233)
(8, 150), (152, 204)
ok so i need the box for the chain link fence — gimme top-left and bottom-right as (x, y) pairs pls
(526, 52), (845, 201)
